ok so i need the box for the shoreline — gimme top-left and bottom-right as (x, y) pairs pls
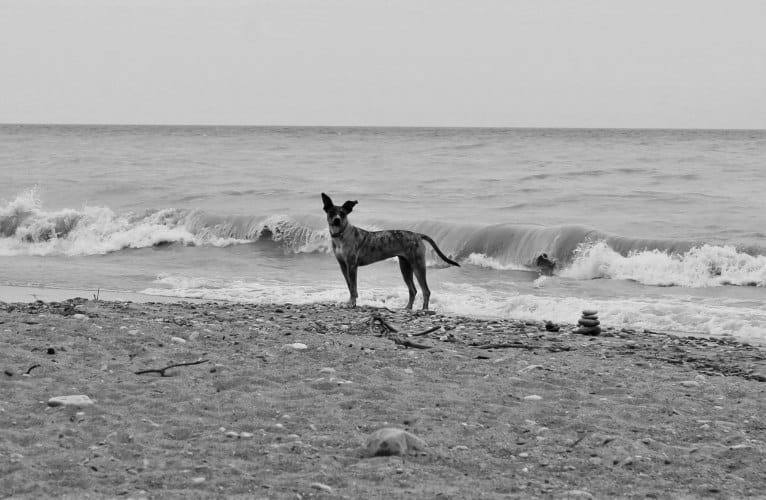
(2, 283), (762, 346)
(2, 299), (765, 497)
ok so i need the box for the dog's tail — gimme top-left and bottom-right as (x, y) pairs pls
(420, 235), (460, 267)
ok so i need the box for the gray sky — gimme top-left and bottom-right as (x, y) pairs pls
(1, 0), (764, 128)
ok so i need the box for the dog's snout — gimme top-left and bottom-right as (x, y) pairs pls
(332, 217), (342, 226)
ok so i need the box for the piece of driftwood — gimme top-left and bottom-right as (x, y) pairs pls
(26, 364), (41, 374)
(371, 313), (398, 333)
(391, 337), (432, 349)
(410, 326), (441, 337)
(135, 359), (209, 377)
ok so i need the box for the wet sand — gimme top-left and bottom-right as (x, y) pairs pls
(1, 299), (765, 498)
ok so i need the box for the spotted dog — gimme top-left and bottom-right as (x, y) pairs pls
(322, 193), (459, 310)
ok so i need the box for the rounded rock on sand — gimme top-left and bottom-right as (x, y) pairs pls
(575, 325), (602, 336)
(582, 309), (598, 317)
(578, 318), (600, 327)
(285, 343), (308, 350)
(365, 427), (426, 457)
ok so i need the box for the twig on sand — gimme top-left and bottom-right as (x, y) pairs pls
(476, 342), (538, 350)
(135, 359), (209, 377)
(26, 364), (41, 375)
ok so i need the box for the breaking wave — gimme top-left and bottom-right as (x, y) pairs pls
(0, 189), (326, 257)
(3, 189), (765, 288)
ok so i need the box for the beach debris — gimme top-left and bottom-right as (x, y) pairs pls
(575, 309), (601, 336)
(134, 358), (209, 377)
(4, 369), (14, 377)
(364, 427), (426, 457)
(524, 394), (543, 401)
(170, 336), (186, 344)
(47, 395), (95, 408)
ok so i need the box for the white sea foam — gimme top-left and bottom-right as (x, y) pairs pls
(143, 275), (766, 341)
(561, 241), (766, 288)
(464, 253), (529, 271)
(0, 190), (250, 256)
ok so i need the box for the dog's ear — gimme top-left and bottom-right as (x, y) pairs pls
(342, 200), (358, 213)
(321, 193), (334, 212)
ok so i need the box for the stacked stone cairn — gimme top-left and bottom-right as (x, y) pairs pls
(575, 309), (601, 336)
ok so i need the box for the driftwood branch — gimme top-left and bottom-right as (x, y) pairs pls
(26, 364), (41, 374)
(371, 313), (398, 333)
(410, 326), (441, 337)
(135, 359), (209, 377)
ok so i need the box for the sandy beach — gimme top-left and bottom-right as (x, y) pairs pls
(1, 298), (765, 499)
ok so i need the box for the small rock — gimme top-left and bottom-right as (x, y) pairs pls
(224, 431), (240, 438)
(544, 321), (560, 332)
(188, 331), (199, 341)
(310, 482), (333, 493)
(524, 395), (543, 401)
(47, 347), (56, 355)
(518, 365), (543, 374)
(453, 445), (469, 451)
(47, 395), (95, 408)
(4, 369), (13, 377)
(170, 337), (186, 344)
(285, 343), (308, 350)
(72, 314), (88, 320)
(680, 380), (700, 387)
(365, 427), (426, 457)
(240, 432), (253, 438)
(518, 452), (529, 458)
(318, 367), (336, 374)
(191, 477), (206, 484)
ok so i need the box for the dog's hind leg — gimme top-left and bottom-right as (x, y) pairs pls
(412, 256), (431, 310)
(398, 256), (417, 310)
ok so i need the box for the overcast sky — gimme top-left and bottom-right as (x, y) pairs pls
(1, 0), (764, 128)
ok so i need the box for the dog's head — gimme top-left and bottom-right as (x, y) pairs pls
(321, 193), (357, 236)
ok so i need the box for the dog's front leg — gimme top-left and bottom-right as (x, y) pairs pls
(337, 259), (357, 307)
(346, 261), (359, 307)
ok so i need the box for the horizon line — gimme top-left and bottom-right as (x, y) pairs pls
(1, 122), (765, 132)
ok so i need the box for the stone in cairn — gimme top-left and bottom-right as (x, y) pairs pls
(575, 309), (601, 336)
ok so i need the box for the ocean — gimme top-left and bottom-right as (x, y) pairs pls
(2, 124), (766, 341)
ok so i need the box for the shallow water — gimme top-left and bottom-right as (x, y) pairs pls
(2, 125), (765, 339)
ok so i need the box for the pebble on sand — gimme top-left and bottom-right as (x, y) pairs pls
(47, 395), (95, 408)
(365, 427), (426, 457)
(524, 395), (543, 401)
(285, 343), (308, 350)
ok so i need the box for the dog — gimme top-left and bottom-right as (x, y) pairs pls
(322, 193), (459, 310)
